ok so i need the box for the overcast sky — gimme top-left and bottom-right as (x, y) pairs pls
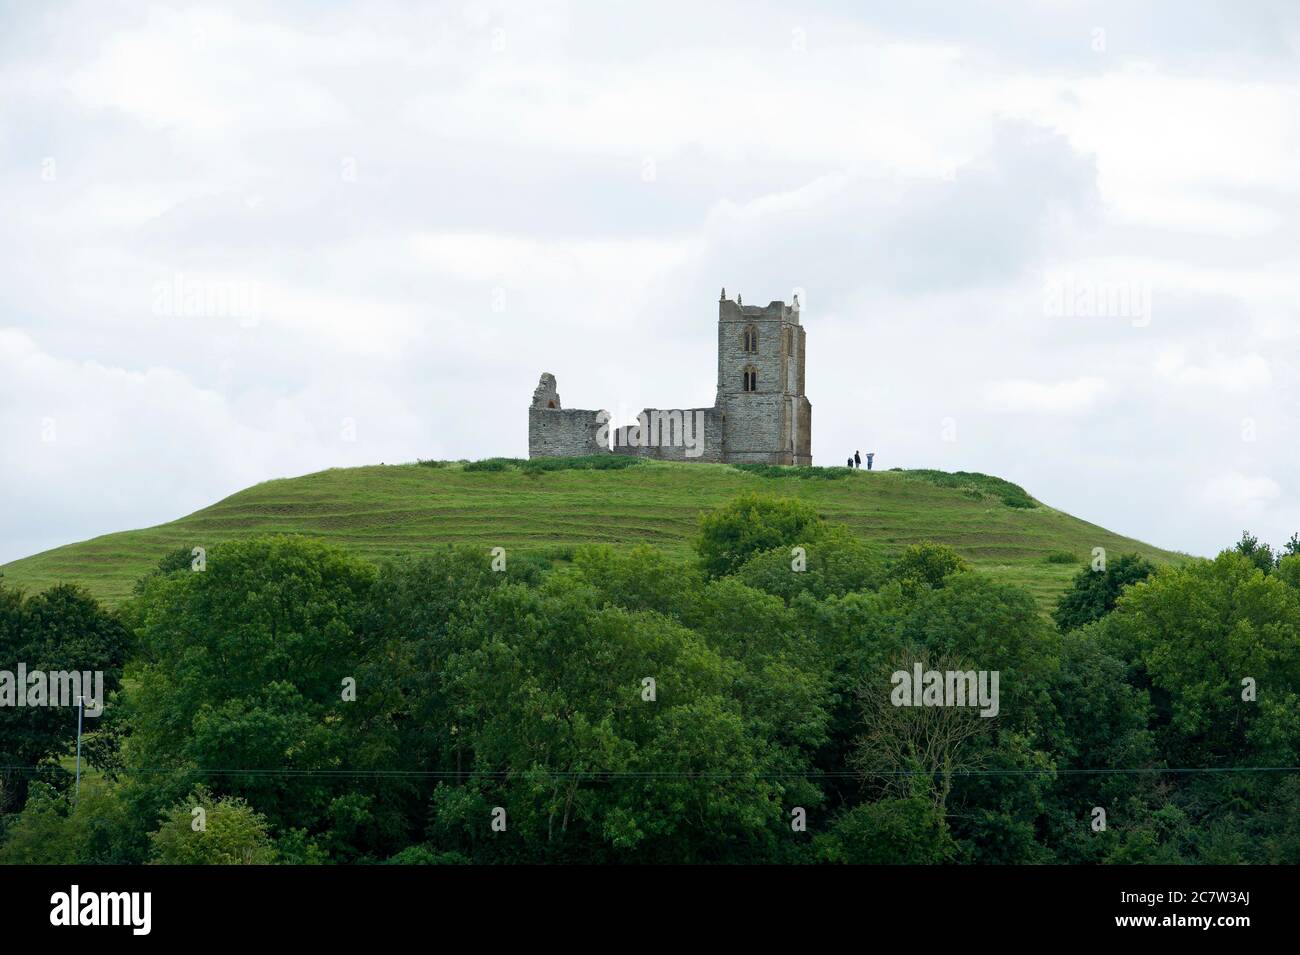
(2, 0), (1298, 566)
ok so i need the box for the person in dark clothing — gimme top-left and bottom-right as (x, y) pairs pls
(854, 450), (861, 468)
(846, 457), (852, 468)
(866, 452), (874, 471)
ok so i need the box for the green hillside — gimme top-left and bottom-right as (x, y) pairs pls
(0, 460), (1185, 610)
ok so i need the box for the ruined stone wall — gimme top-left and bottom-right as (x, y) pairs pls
(528, 408), (610, 457)
(526, 294), (811, 466)
(528, 371), (609, 458)
(610, 407), (723, 462)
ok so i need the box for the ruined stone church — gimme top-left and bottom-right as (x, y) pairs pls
(529, 290), (812, 465)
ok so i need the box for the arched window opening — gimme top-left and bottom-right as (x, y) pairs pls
(743, 325), (758, 354)
(743, 365), (758, 393)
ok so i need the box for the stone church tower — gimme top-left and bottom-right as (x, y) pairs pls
(716, 290), (812, 466)
(529, 289), (811, 465)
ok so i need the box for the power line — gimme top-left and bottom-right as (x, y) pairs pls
(4, 765), (1299, 780)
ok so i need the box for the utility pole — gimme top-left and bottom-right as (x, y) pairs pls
(75, 694), (84, 802)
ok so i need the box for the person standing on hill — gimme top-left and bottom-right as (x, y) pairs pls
(866, 452), (875, 471)
(854, 450), (861, 468)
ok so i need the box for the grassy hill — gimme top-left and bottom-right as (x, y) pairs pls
(0, 459), (1186, 610)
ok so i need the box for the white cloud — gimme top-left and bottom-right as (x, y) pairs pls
(2, 0), (1299, 566)
(0, 329), (425, 557)
(984, 377), (1111, 414)
(1202, 472), (1282, 509)
(1154, 350), (1273, 392)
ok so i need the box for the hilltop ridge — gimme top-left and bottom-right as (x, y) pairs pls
(0, 460), (1185, 609)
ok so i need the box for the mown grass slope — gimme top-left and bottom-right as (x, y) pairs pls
(0, 460), (1186, 610)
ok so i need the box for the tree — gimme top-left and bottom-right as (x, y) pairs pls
(567, 544), (703, 619)
(886, 542), (968, 591)
(0, 582), (131, 813)
(26, 505), (1293, 865)
(424, 578), (797, 862)
(694, 493), (824, 578)
(1052, 553), (1155, 632)
(127, 536), (377, 848)
(684, 576), (832, 761)
(818, 789), (956, 864)
(1232, 530), (1277, 573)
(1040, 626), (1156, 803)
(1102, 551), (1300, 770)
(149, 786), (278, 864)
(131, 545), (198, 595)
(861, 572), (1058, 863)
(0, 781), (135, 865)
(1283, 533), (1300, 559)
(0, 783), (79, 864)
(382, 845), (470, 865)
(736, 530), (885, 604)
(1275, 554), (1300, 591)
(852, 651), (989, 821)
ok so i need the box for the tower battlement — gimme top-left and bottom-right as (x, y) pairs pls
(718, 294), (800, 324)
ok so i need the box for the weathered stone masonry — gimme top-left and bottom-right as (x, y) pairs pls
(526, 373), (608, 458)
(528, 291), (812, 465)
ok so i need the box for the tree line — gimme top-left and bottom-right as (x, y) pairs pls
(2, 496), (1298, 863)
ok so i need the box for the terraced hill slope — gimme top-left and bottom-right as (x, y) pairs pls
(0, 460), (1186, 610)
